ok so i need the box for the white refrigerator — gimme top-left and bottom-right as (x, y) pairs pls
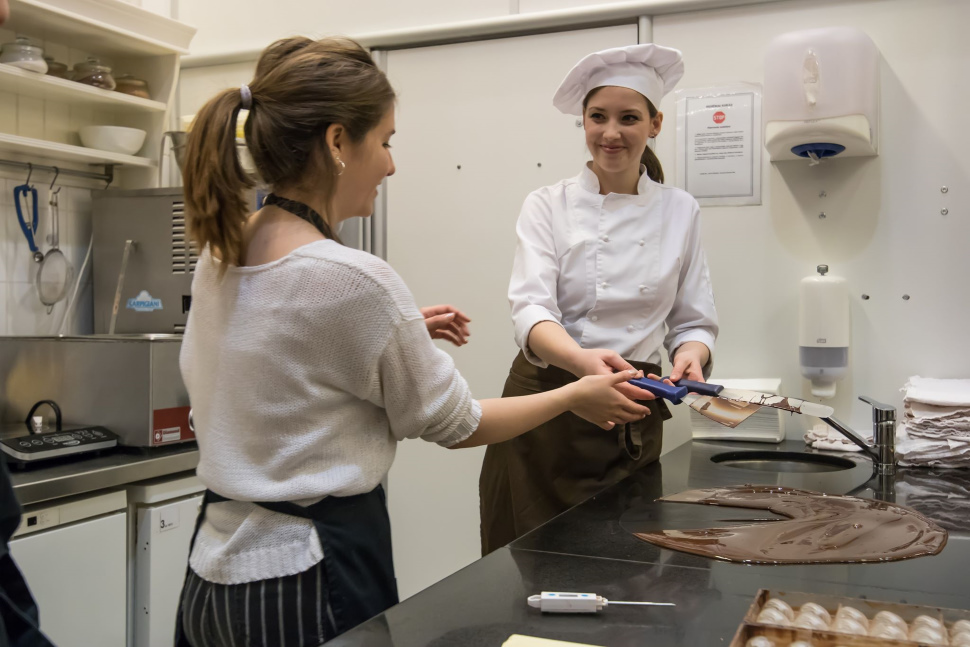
(126, 473), (204, 647)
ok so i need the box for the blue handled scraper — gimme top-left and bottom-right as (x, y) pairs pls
(627, 377), (834, 428)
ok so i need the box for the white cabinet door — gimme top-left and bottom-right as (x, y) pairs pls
(132, 494), (203, 646)
(10, 511), (127, 647)
(384, 24), (638, 600)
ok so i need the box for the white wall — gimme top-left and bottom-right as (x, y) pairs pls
(173, 0), (631, 118)
(177, 0), (625, 59)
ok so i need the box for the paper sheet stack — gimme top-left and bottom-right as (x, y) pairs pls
(896, 376), (970, 468)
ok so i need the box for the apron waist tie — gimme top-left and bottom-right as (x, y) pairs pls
(205, 489), (317, 520)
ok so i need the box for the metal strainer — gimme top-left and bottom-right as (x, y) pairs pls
(36, 189), (74, 314)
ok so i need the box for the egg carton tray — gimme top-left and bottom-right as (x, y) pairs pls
(729, 589), (970, 647)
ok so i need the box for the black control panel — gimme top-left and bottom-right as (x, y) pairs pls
(1, 426), (118, 464)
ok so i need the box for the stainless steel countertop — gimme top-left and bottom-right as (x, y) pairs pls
(9, 444), (199, 506)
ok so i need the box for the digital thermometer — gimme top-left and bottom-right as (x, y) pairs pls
(527, 592), (675, 614)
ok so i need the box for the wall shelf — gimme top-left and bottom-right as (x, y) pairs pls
(0, 64), (167, 113)
(0, 1), (195, 188)
(0, 132), (155, 168)
(7, 0), (194, 57)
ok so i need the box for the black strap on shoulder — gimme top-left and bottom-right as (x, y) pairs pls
(262, 193), (332, 239)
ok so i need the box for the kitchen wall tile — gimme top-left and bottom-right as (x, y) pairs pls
(16, 96), (45, 140)
(0, 92), (17, 136)
(43, 101), (71, 145)
(67, 105), (95, 146)
(7, 280), (61, 336)
(1, 178), (14, 206)
(0, 282), (9, 335)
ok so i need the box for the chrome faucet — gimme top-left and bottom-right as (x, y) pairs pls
(822, 396), (896, 475)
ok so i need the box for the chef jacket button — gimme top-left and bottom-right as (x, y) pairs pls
(602, 235), (610, 243)
(639, 284), (647, 292)
(626, 325), (635, 332)
(590, 315), (599, 322)
(638, 240), (645, 246)
(601, 282), (608, 289)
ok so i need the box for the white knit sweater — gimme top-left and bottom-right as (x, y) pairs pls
(180, 240), (481, 585)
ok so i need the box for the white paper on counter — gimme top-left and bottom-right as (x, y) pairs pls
(503, 635), (604, 647)
(675, 84), (762, 206)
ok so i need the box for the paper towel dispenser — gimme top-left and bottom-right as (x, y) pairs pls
(764, 27), (880, 163)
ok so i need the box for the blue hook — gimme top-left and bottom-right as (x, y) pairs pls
(14, 181), (42, 261)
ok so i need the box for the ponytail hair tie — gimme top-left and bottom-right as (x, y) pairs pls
(239, 84), (252, 110)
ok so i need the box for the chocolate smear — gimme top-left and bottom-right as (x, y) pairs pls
(633, 485), (947, 564)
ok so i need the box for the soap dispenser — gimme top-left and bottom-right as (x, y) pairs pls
(799, 264), (849, 399)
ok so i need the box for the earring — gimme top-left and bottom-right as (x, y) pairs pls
(335, 157), (346, 176)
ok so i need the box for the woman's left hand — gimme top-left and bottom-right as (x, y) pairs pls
(420, 305), (471, 347)
(670, 341), (711, 383)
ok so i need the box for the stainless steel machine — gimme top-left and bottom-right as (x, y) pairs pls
(92, 187), (195, 334)
(0, 335), (193, 448)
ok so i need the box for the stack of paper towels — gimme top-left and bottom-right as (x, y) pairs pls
(897, 376), (970, 468)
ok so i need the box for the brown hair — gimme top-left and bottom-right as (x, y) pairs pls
(183, 37), (395, 269)
(582, 87), (664, 184)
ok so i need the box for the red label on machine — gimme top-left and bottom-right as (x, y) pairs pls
(713, 111), (726, 124)
(152, 406), (194, 446)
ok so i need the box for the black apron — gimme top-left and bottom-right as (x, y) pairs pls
(174, 486), (398, 644)
(0, 454), (54, 647)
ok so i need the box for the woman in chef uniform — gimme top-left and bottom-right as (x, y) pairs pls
(480, 44), (719, 554)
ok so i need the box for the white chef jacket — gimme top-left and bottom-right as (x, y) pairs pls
(509, 163), (718, 369)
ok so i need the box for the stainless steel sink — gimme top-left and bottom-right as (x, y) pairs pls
(711, 451), (856, 473)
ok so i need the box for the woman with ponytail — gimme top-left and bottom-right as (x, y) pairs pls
(479, 44), (720, 554)
(177, 36), (654, 646)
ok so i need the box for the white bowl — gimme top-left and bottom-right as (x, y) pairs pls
(79, 125), (147, 156)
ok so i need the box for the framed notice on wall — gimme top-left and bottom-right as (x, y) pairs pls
(675, 84), (762, 206)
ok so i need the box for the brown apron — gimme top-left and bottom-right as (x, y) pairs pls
(479, 351), (671, 555)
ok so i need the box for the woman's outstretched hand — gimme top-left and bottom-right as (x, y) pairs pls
(420, 305), (471, 347)
(565, 370), (653, 430)
(568, 348), (659, 401)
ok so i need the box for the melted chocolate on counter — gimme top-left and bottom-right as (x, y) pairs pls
(633, 485), (947, 564)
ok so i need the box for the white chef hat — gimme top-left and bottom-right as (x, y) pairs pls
(552, 44), (685, 116)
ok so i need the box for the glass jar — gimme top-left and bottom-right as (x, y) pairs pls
(44, 56), (69, 79)
(114, 74), (151, 100)
(0, 37), (47, 74)
(72, 57), (115, 90)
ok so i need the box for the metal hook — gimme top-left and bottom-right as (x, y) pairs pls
(49, 166), (61, 194)
(25, 162), (33, 186)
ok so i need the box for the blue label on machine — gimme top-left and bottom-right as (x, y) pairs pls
(127, 290), (164, 312)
